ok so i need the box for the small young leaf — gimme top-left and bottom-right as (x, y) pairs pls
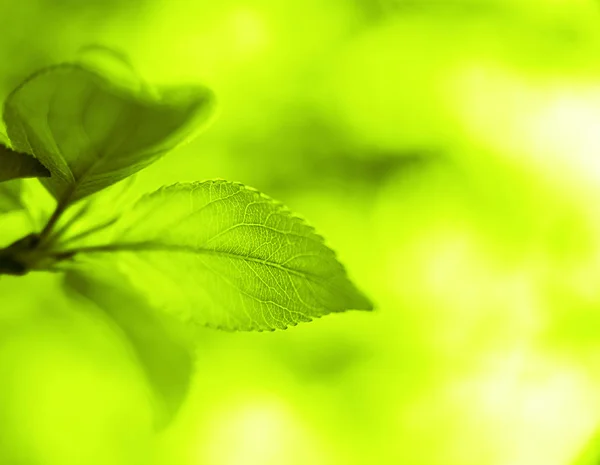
(68, 181), (373, 331)
(64, 265), (194, 428)
(4, 62), (215, 204)
(0, 143), (50, 182)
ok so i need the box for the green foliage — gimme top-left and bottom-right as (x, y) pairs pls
(0, 49), (372, 425)
(4, 59), (214, 204)
(67, 180), (372, 331)
(0, 143), (49, 182)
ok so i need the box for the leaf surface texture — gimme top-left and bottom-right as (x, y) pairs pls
(73, 181), (373, 331)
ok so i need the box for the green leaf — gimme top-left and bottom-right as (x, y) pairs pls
(64, 265), (194, 428)
(0, 143), (50, 183)
(68, 181), (373, 331)
(3, 61), (215, 204)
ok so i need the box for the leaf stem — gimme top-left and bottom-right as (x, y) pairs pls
(57, 217), (118, 248)
(52, 243), (132, 257)
(38, 188), (75, 243)
(39, 200), (68, 240)
(45, 200), (92, 245)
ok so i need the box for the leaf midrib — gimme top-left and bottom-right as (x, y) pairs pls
(69, 241), (334, 284)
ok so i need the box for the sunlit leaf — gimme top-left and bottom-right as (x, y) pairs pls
(64, 265), (194, 428)
(3, 62), (215, 204)
(68, 180), (373, 331)
(0, 144), (50, 183)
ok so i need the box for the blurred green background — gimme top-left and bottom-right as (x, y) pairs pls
(3, 0), (600, 464)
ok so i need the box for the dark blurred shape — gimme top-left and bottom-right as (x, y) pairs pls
(230, 108), (436, 194)
(368, 0), (504, 16)
(311, 150), (432, 186)
(274, 333), (371, 383)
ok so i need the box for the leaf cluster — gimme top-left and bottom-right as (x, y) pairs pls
(0, 47), (373, 425)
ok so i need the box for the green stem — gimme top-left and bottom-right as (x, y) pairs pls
(45, 200), (91, 245)
(39, 200), (68, 240)
(38, 188), (75, 243)
(56, 216), (118, 248)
